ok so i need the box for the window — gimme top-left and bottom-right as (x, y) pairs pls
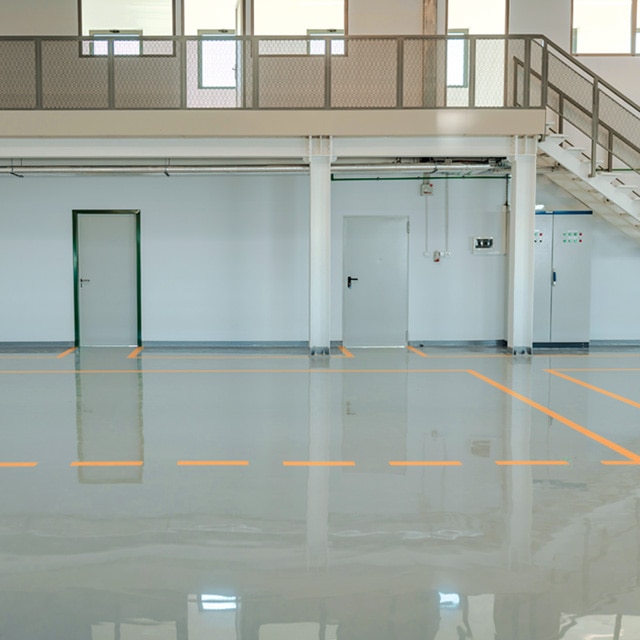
(254, 0), (345, 36)
(199, 30), (237, 88)
(184, 0), (237, 35)
(446, 0), (507, 35)
(572, 0), (638, 54)
(88, 30), (142, 56)
(80, 0), (174, 35)
(446, 29), (468, 87)
(307, 29), (345, 55)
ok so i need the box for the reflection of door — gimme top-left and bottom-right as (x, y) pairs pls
(74, 210), (140, 347)
(343, 216), (409, 347)
(76, 349), (144, 484)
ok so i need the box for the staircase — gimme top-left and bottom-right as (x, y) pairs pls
(526, 39), (640, 237)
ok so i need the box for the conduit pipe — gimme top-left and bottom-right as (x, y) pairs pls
(0, 162), (508, 177)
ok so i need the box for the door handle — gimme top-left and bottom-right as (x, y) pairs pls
(347, 276), (359, 289)
(552, 270), (557, 286)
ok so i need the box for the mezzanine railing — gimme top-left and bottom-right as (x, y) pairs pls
(0, 34), (547, 111)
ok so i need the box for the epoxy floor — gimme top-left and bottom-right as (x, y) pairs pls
(2, 345), (640, 639)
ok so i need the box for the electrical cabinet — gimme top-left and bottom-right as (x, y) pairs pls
(533, 211), (592, 347)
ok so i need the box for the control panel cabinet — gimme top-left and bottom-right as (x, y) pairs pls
(533, 211), (592, 347)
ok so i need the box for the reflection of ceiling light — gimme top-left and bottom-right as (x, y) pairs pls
(201, 595), (237, 611)
(535, 204), (546, 211)
(439, 593), (461, 608)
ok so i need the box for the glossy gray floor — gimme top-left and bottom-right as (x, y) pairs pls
(1, 345), (640, 640)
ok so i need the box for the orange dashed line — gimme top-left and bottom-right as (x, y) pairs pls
(495, 460), (570, 466)
(601, 460), (640, 466)
(127, 346), (143, 359)
(56, 347), (76, 359)
(468, 369), (640, 464)
(406, 346), (428, 358)
(283, 461), (355, 467)
(389, 461), (461, 467)
(547, 369), (640, 409)
(177, 460), (249, 466)
(0, 462), (38, 468)
(71, 461), (143, 467)
(338, 346), (355, 358)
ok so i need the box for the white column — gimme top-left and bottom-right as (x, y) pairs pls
(309, 138), (332, 356)
(507, 136), (537, 355)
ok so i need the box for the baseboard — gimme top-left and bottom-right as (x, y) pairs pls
(0, 341), (74, 350)
(142, 341), (308, 348)
(409, 340), (508, 348)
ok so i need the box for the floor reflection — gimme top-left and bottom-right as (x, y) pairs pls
(0, 347), (640, 638)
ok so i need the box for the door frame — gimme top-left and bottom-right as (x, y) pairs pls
(72, 209), (142, 347)
(342, 215), (410, 348)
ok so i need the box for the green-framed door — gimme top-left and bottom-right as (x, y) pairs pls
(73, 210), (141, 347)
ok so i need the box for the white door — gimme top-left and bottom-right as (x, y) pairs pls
(343, 216), (409, 347)
(76, 212), (139, 346)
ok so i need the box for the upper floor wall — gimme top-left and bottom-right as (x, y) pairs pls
(4, 0), (636, 104)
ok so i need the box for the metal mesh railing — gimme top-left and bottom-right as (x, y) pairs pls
(0, 34), (549, 111)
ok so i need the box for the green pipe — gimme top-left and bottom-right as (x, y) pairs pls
(331, 174), (510, 182)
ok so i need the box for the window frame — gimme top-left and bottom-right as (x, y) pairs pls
(571, 0), (640, 55)
(198, 29), (238, 90)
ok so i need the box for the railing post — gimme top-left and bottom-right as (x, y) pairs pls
(34, 38), (43, 109)
(607, 130), (614, 172)
(179, 37), (187, 109)
(523, 36), (531, 108)
(252, 37), (260, 108)
(396, 37), (404, 108)
(468, 36), (476, 108)
(590, 79), (600, 177)
(107, 37), (115, 109)
(324, 37), (332, 108)
(540, 38), (548, 110)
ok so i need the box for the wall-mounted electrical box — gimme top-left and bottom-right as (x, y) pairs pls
(472, 236), (502, 255)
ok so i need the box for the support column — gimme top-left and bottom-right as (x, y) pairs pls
(507, 136), (537, 355)
(309, 137), (332, 356)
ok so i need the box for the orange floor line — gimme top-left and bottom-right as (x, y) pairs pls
(56, 347), (77, 359)
(467, 369), (640, 464)
(495, 460), (570, 466)
(127, 346), (143, 359)
(389, 460), (461, 466)
(406, 346), (428, 358)
(338, 346), (355, 358)
(177, 460), (249, 466)
(547, 369), (640, 409)
(0, 462), (38, 468)
(283, 461), (355, 467)
(71, 461), (143, 467)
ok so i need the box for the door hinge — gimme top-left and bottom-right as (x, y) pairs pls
(407, 220), (410, 234)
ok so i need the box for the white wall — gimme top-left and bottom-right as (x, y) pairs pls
(0, 0), (77, 35)
(349, 0), (423, 35)
(332, 177), (508, 342)
(1, 173), (639, 344)
(0, 175), (310, 343)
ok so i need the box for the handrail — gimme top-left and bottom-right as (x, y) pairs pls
(543, 37), (640, 113)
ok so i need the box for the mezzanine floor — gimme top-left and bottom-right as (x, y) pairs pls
(1, 345), (640, 639)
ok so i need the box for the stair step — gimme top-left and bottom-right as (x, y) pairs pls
(615, 184), (640, 190)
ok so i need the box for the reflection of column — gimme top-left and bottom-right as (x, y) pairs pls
(507, 138), (537, 354)
(307, 367), (331, 568)
(309, 139), (332, 356)
(505, 362), (532, 569)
